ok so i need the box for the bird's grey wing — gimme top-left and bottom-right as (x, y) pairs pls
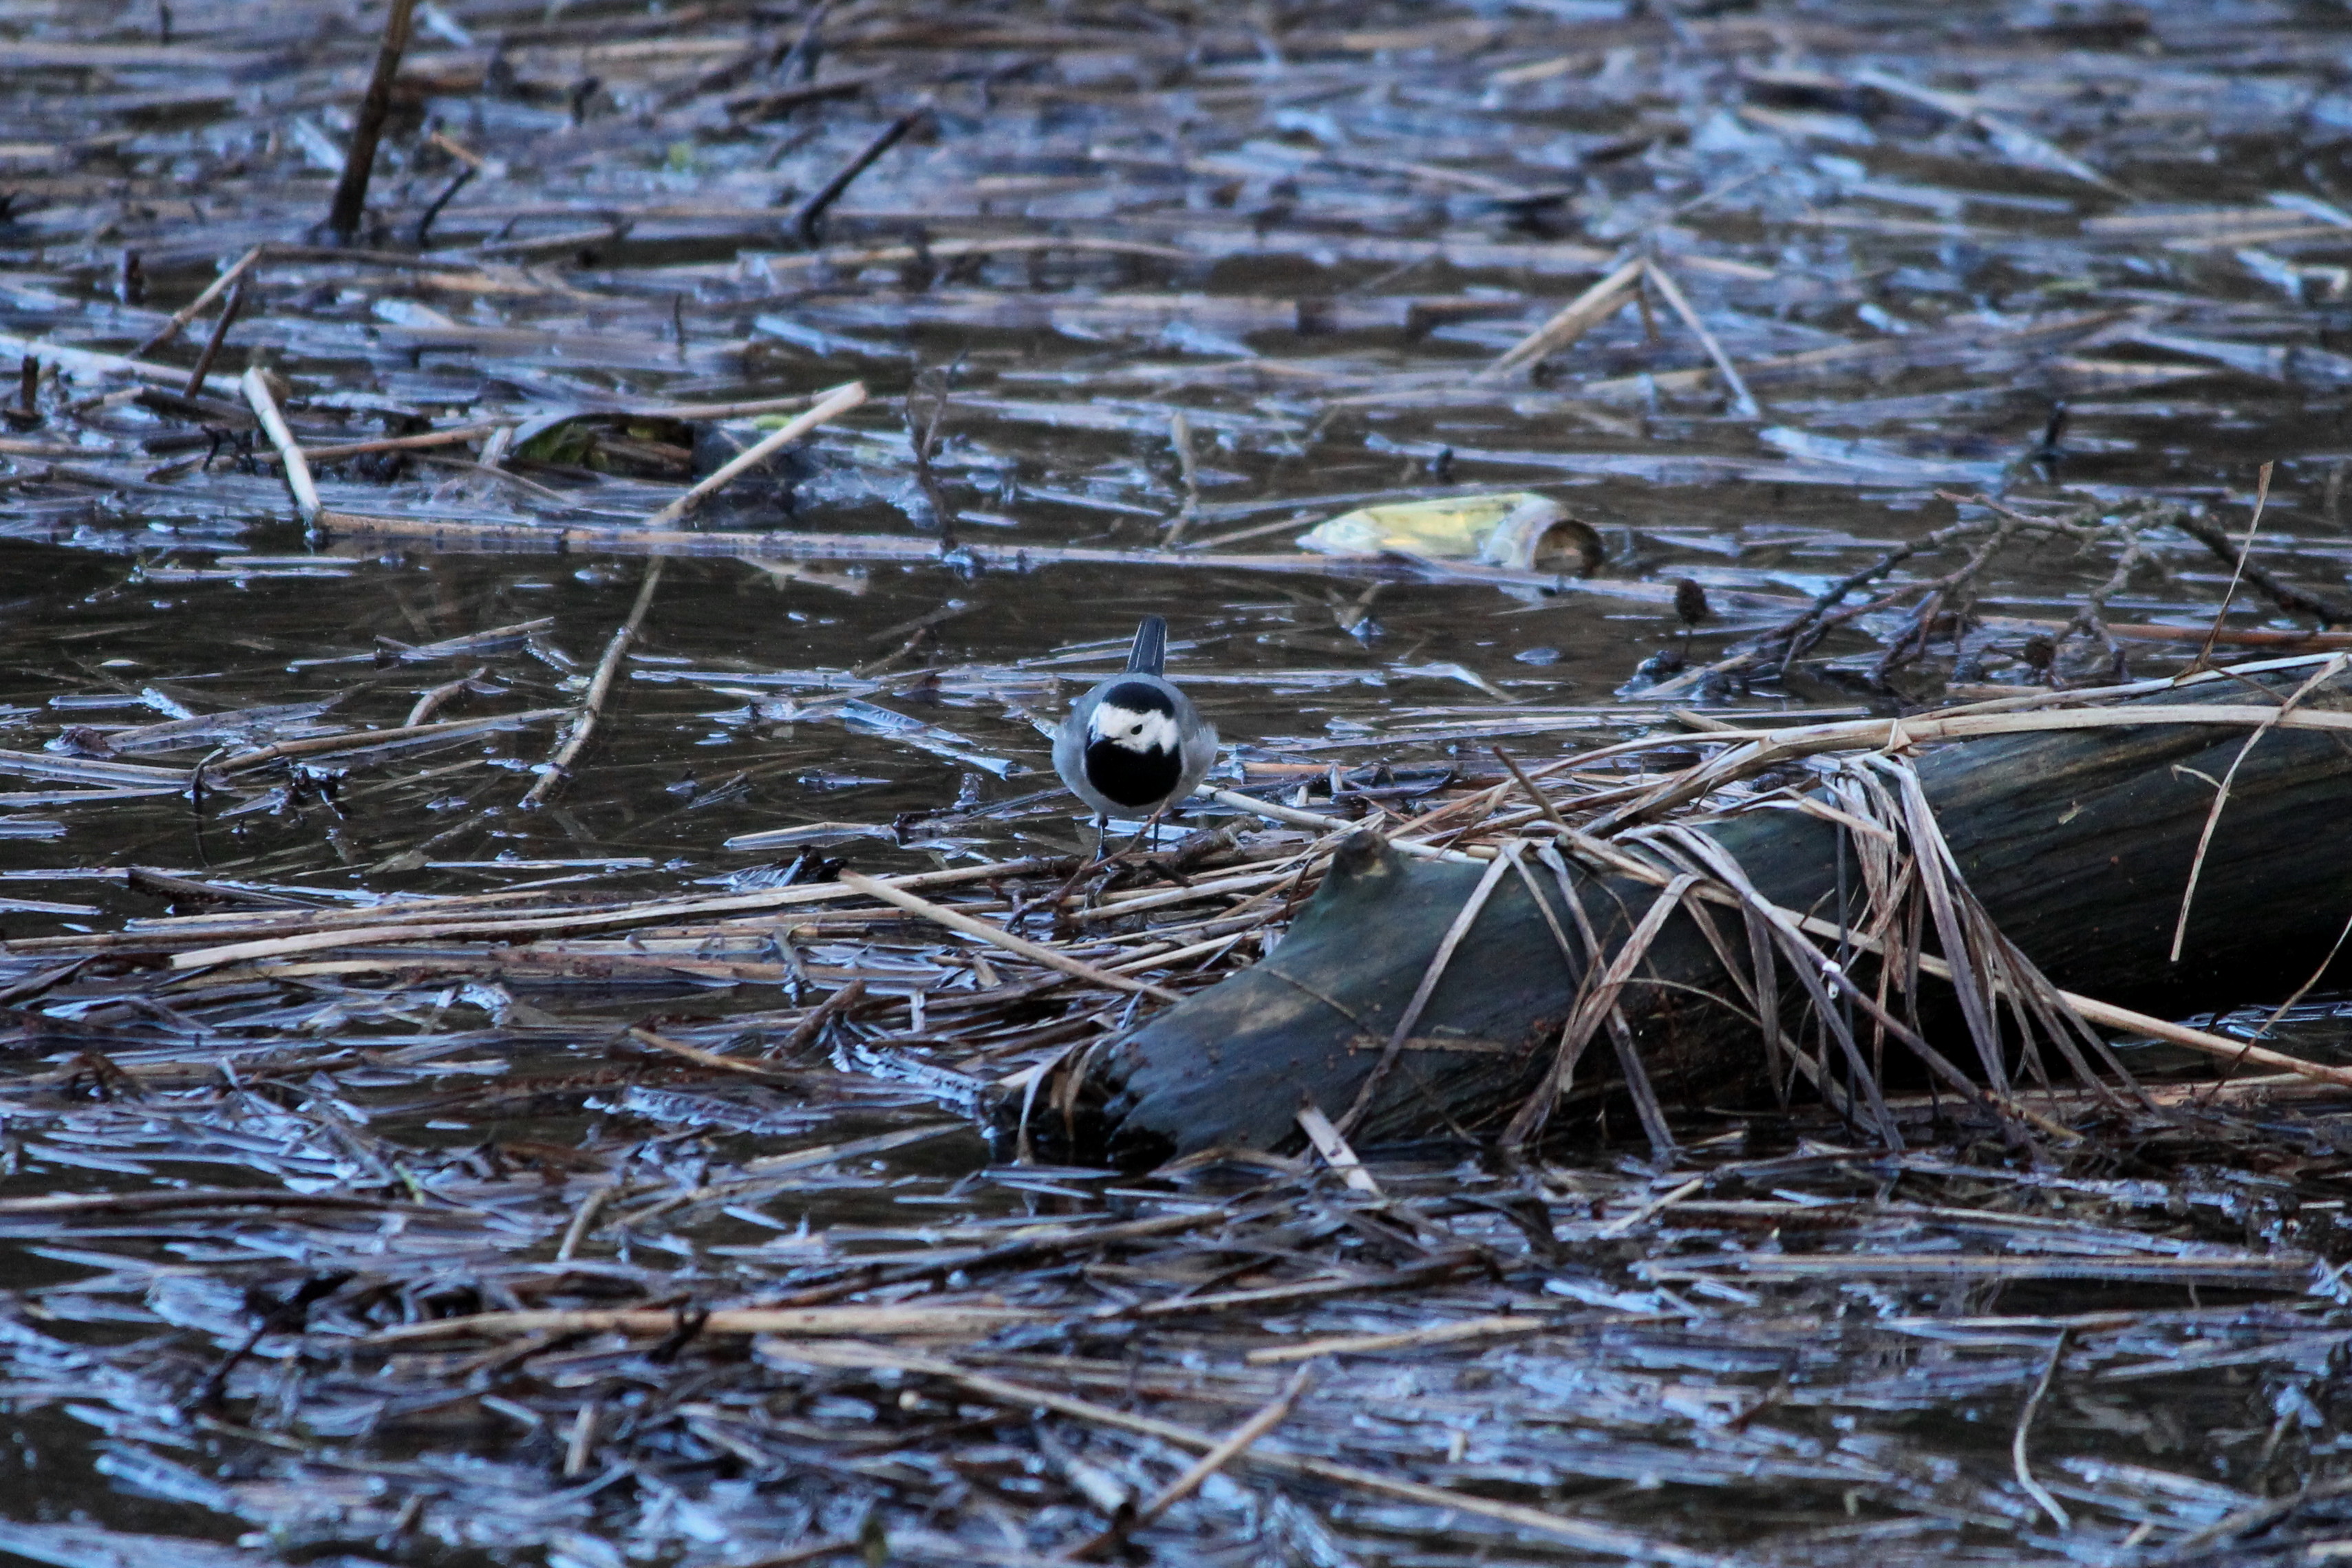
(1179, 716), (1220, 799)
(1051, 698), (1089, 795)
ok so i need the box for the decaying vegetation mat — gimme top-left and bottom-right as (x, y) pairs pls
(8, 671), (2352, 1567)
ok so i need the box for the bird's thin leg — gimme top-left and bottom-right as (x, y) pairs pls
(1113, 812), (1159, 858)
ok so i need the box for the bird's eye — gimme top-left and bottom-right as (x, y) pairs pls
(1129, 724), (1144, 736)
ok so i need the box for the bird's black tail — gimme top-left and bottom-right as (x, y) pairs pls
(1125, 615), (1167, 676)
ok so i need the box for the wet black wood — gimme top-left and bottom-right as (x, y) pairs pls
(1060, 668), (2352, 1166)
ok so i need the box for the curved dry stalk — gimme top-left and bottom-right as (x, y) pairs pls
(2169, 653), (2349, 961)
(1336, 849), (1515, 1135)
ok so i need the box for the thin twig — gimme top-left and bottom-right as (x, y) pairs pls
(646, 381), (866, 526)
(180, 275), (248, 400)
(1492, 745), (1572, 832)
(522, 561), (664, 808)
(2192, 462), (2276, 672)
(1336, 849), (1515, 1136)
(789, 100), (931, 245)
(2011, 1330), (2073, 1531)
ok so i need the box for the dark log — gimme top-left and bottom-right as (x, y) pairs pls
(1042, 663), (2352, 1166)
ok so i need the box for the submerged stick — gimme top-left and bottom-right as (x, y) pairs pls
(645, 380), (866, 526)
(324, 0), (420, 241)
(204, 707), (568, 780)
(520, 562), (664, 808)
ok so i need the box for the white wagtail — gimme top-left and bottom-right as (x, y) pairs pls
(1053, 615), (1218, 824)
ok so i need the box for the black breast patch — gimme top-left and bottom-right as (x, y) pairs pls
(1084, 736), (1182, 808)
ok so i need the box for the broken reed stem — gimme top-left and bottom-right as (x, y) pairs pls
(628, 1026), (801, 1084)
(131, 244), (266, 359)
(325, 0), (421, 241)
(1067, 1366), (1315, 1559)
(522, 561), (664, 809)
(647, 380), (866, 526)
(180, 275), (247, 400)
(1482, 256), (1642, 378)
(2192, 460), (2275, 673)
(304, 422), (502, 461)
(207, 706), (568, 778)
(837, 871), (1181, 1003)
(790, 101), (930, 244)
(400, 665), (487, 727)
(1642, 257), (1761, 418)
(554, 1183), (614, 1262)
(1294, 1101), (1382, 1196)
(239, 365), (319, 524)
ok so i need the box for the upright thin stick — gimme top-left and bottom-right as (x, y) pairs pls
(181, 275), (247, 400)
(522, 562), (664, 808)
(325, 0), (421, 240)
(790, 103), (930, 245)
(241, 365), (319, 526)
(1643, 259), (1760, 418)
(2191, 462), (2275, 674)
(132, 244), (265, 359)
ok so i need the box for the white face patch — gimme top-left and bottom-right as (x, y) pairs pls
(1089, 703), (1182, 754)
